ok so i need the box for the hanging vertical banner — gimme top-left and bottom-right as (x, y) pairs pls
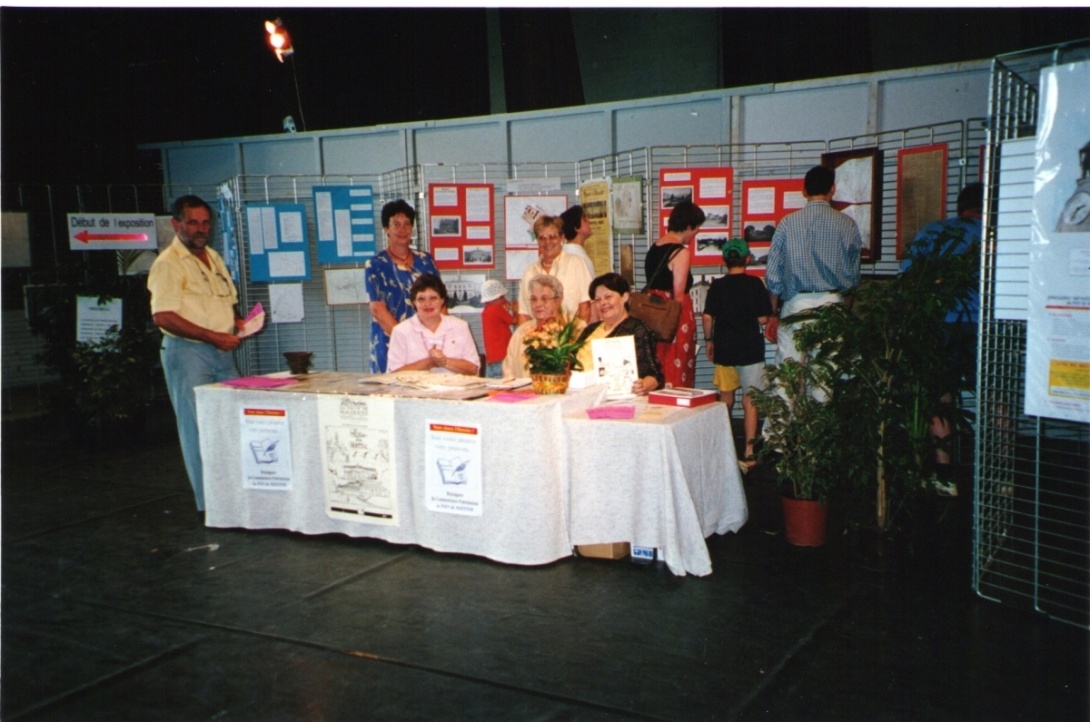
(318, 395), (399, 525)
(313, 185), (377, 264)
(1025, 59), (1090, 423)
(579, 178), (613, 274)
(424, 420), (483, 516)
(740, 178), (806, 276)
(240, 407), (294, 491)
(244, 203), (311, 283)
(427, 183), (495, 270)
(658, 167), (733, 265)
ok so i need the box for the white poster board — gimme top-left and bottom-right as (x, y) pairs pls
(1025, 59), (1090, 423)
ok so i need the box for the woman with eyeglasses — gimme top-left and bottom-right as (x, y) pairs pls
(503, 274), (583, 379)
(386, 274), (480, 375)
(516, 215), (592, 326)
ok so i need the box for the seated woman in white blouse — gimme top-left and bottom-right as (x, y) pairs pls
(386, 274), (481, 375)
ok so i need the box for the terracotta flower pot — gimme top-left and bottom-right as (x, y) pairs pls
(781, 496), (829, 546)
(530, 371), (571, 395)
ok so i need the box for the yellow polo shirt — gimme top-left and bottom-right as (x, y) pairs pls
(147, 237), (238, 338)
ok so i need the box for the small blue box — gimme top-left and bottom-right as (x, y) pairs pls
(631, 545), (655, 562)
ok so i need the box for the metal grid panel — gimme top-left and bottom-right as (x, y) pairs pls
(582, 130), (986, 395)
(226, 173), (383, 376)
(974, 41), (1090, 629)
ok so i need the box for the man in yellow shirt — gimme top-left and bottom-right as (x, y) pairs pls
(148, 195), (245, 514)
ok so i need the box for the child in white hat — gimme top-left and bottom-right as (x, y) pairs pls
(480, 279), (517, 378)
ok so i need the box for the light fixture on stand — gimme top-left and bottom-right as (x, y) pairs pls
(264, 18), (307, 132)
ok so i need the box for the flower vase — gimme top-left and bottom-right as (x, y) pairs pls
(530, 371), (572, 395)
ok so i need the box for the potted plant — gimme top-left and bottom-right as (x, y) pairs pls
(522, 315), (586, 395)
(30, 254), (163, 443)
(750, 357), (861, 546)
(772, 241), (978, 546)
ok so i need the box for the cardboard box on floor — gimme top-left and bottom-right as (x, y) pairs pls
(576, 542), (629, 559)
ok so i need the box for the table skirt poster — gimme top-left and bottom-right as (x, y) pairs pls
(240, 407), (294, 490)
(317, 395), (400, 524)
(424, 420), (483, 516)
(1026, 58), (1090, 423)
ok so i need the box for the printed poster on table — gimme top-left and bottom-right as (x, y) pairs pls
(428, 183), (495, 270)
(1025, 58), (1090, 423)
(244, 203), (311, 283)
(503, 194), (567, 282)
(740, 178), (806, 275)
(318, 395), (399, 525)
(240, 406), (294, 491)
(312, 185), (377, 264)
(658, 167), (733, 264)
(425, 420), (483, 516)
(579, 179), (613, 275)
(590, 335), (638, 400)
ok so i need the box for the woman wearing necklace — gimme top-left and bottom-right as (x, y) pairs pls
(645, 201), (705, 388)
(387, 274), (480, 375)
(576, 272), (663, 396)
(365, 199), (441, 373)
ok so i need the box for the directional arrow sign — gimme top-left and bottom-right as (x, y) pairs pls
(68, 213), (158, 251)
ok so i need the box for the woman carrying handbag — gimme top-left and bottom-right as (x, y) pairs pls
(644, 201), (705, 388)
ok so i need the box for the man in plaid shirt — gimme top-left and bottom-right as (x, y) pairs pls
(765, 165), (862, 370)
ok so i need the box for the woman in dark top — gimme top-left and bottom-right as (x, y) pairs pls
(576, 272), (663, 395)
(646, 201), (705, 387)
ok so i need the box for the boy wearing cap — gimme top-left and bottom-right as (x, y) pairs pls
(480, 279), (516, 378)
(702, 238), (773, 466)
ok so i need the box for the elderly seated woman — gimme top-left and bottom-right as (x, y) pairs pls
(386, 273), (481, 374)
(576, 272), (664, 396)
(502, 273), (584, 379)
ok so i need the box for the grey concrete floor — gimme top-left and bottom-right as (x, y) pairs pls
(2, 400), (1087, 720)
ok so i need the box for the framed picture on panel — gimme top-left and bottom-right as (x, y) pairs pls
(896, 143), (948, 259)
(821, 147), (882, 262)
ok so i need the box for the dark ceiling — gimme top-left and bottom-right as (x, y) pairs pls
(2, 7), (1088, 185)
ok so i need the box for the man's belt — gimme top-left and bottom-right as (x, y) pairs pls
(798, 289), (838, 294)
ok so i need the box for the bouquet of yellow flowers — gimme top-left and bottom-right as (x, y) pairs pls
(523, 316), (586, 375)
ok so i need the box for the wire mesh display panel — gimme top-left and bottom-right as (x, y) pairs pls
(974, 41), (1090, 629)
(576, 128), (986, 394)
(224, 173), (383, 376)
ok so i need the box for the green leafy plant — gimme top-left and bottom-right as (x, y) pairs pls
(68, 324), (160, 426)
(31, 254), (163, 435)
(771, 240), (978, 530)
(750, 357), (858, 502)
(522, 316), (586, 375)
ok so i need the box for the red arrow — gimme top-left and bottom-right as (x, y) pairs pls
(74, 230), (150, 244)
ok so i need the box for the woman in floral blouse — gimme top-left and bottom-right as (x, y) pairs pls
(365, 199), (441, 373)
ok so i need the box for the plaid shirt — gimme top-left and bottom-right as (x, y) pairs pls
(765, 200), (861, 302)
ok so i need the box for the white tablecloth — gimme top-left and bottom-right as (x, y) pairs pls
(196, 380), (747, 575)
(565, 401), (747, 576)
